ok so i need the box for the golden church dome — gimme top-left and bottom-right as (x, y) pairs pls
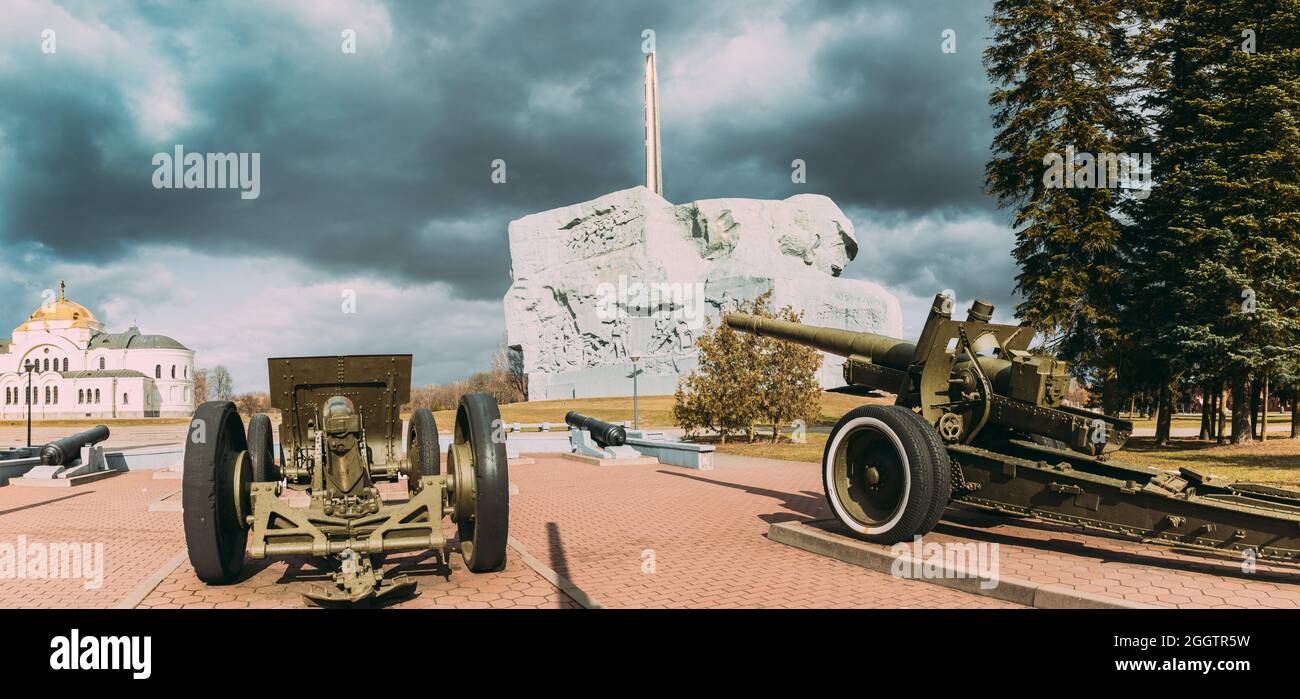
(15, 282), (100, 331)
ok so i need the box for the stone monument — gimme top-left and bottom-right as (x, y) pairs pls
(501, 50), (901, 400)
(503, 187), (901, 399)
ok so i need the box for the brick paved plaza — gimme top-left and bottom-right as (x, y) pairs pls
(1, 441), (1297, 609)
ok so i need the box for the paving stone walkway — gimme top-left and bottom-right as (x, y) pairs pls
(4, 449), (1292, 609)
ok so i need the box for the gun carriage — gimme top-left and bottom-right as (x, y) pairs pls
(182, 354), (509, 603)
(726, 295), (1300, 563)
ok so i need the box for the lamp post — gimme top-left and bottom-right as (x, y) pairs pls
(629, 354), (641, 430)
(24, 360), (34, 448)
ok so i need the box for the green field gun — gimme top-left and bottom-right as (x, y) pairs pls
(726, 295), (1300, 564)
(182, 354), (509, 604)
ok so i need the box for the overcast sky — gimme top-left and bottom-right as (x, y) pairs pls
(0, 0), (1014, 391)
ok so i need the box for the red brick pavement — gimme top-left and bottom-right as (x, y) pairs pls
(0, 472), (181, 608)
(136, 548), (580, 609)
(929, 508), (1300, 609)
(506, 453), (1300, 609)
(505, 454), (1020, 608)
(8, 449), (1289, 609)
(0, 472), (575, 609)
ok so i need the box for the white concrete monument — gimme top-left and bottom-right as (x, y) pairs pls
(502, 50), (901, 400)
(503, 187), (901, 399)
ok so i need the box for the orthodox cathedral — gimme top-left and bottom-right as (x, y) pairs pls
(0, 283), (195, 419)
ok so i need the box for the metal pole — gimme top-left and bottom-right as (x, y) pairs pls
(632, 359), (639, 430)
(26, 365), (32, 448)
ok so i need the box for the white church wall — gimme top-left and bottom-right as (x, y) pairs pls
(0, 290), (194, 420)
(124, 348), (194, 416)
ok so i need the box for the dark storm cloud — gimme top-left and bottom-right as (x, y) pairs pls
(0, 0), (1001, 305)
(673, 0), (997, 215)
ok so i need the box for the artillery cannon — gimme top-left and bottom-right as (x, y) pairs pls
(565, 411), (628, 448)
(17, 424), (112, 482)
(725, 295), (1300, 563)
(40, 424), (110, 466)
(182, 355), (509, 604)
(564, 411), (645, 461)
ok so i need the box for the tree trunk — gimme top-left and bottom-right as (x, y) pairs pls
(1231, 375), (1253, 444)
(1250, 376), (1261, 438)
(1199, 382), (1212, 440)
(1216, 384), (1227, 444)
(1100, 367), (1121, 417)
(1261, 371), (1270, 443)
(1155, 381), (1174, 447)
(1291, 394), (1299, 439)
(770, 422), (779, 444)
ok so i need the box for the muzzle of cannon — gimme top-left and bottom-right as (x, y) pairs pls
(40, 424), (110, 466)
(565, 411), (628, 448)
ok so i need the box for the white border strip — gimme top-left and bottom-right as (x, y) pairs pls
(507, 536), (604, 609)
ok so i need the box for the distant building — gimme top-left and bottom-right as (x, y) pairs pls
(0, 284), (195, 418)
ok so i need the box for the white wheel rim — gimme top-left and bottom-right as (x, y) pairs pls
(824, 416), (911, 535)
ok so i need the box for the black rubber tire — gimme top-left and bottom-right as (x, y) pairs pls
(455, 393), (509, 572)
(182, 401), (248, 584)
(408, 408), (441, 477)
(246, 413), (277, 482)
(893, 408), (953, 535)
(821, 404), (949, 544)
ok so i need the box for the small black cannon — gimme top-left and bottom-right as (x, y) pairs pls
(40, 425), (110, 466)
(565, 411), (627, 448)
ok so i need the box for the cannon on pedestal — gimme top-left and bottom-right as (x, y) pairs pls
(40, 425), (111, 466)
(21, 425), (111, 481)
(565, 411), (642, 460)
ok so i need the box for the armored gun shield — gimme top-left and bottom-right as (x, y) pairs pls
(269, 354), (411, 471)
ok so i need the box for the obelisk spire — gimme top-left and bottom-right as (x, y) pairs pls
(643, 51), (663, 196)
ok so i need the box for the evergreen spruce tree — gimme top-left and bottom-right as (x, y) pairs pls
(1126, 0), (1300, 443)
(984, 0), (1146, 415)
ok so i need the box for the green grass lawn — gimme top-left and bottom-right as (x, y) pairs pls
(1120, 412), (1291, 429)
(707, 433), (830, 463)
(1116, 436), (1300, 485)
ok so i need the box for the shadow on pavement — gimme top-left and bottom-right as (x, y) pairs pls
(0, 491), (92, 516)
(546, 521), (571, 578)
(656, 469), (828, 523)
(936, 509), (1300, 584)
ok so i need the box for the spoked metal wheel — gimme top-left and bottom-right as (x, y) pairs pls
(822, 405), (951, 543)
(445, 393), (509, 572)
(182, 401), (252, 583)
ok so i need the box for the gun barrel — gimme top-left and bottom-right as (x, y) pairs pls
(723, 313), (916, 370)
(40, 424), (110, 466)
(724, 312), (1019, 397)
(564, 411), (628, 448)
